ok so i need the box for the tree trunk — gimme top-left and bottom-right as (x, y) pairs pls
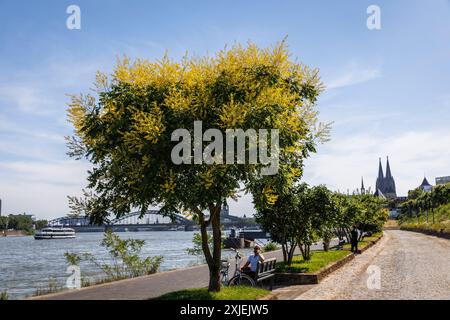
(198, 210), (215, 291)
(343, 227), (351, 243)
(323, 238), (330, 251)
(299, 243), (311, 260)
(281, 243), (287, 263)
(287, 240), (296, 265)
(208, 204), (222, 292)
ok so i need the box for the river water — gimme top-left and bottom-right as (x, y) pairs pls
(0, 231), (251, 300)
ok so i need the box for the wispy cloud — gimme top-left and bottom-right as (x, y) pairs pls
(0, 85), (57, 115)
(0, 160), (90, 218)
(325, 63), (382, 90)
(0, 58), (106, 116)
(303, 129), (450, 196)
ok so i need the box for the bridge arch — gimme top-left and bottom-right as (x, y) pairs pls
(47, 210), (193, 227)
(109, 210), (192, 225)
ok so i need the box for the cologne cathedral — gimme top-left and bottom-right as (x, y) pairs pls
(374, 157), (397, 199)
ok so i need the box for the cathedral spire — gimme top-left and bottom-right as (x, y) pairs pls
(386, 156), (392, 178)
(361, 177), (366, 194)
(375, 156), (397, 199)
(378, 158), (384, 179)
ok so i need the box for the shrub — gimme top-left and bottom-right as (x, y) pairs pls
(0, 290), (8, 300)
(263, 242), (278, 252)
(65, 230), (163, 283)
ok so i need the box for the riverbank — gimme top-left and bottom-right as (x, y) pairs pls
(0, 231), (204, 299)
(1, 230), (29, 237)
(29, 247), (290, 300)
(29, 238), (371, 300)
(399, 226), (450, 239)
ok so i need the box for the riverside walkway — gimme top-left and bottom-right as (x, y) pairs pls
(31, 243), (329, 300)
(293, 230), (450, 300)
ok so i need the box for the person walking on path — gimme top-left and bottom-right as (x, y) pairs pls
(350, 226), (359, 253)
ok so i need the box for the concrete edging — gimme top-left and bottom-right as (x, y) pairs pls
(400, 227), (450, 240)
(273, 234), (383, 286)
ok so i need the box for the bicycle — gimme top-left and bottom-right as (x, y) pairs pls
(220, 249), (255, 287)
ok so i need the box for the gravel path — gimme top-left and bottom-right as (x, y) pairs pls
(295, 230), (450, 300)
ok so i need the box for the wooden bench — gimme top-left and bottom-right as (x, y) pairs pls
(337, 239), (346, 249)
(255, 258), (277, 290)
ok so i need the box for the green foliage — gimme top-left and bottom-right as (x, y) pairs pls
(253, 183), (304, 265)
(262, 241), (278, 252)
(400, 183), (450, 219)
(158, 286), (269, 300)
(64, 230), (163, 282)
(5, 214), (34, 233)
(295, 185), (339, 258)
(334, 193), (387, 240)
(399, 183), (450, 234)
(66, 40), (326, 291)
(254, 183), (387, 264)
(186, 232), (213, 258)
(0, 216), (8, 230)
(186, 232), (225, 262)
(342, 232), (382, 250)
(34, 220), (48, 230)
(351, 194), (389, 237)
(64, 252), (82, 266)
(34, 278), (62, 296)
(254, 184), (340, 263)
(400, 203), (450, 234)
(0, 290), (8, 300)
(276, 250), (349, 273)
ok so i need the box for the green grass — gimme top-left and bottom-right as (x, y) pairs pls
(275, 233), (383, 274)
(342, 232), (382, 251)
(276, 250), (350, 273)
(158, 286), (270, 300)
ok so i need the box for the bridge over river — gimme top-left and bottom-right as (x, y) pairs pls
(47, 209), (257, 232)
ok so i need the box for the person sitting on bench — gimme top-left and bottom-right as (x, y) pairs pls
(241, 245), (265, 279)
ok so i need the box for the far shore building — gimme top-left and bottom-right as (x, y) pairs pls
(418, 176), (433, 192)
(435, 176), (450, 185)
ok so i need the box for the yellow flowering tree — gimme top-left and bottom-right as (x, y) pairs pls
(67, 40), (325, 292)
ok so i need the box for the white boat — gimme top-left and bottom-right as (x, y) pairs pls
(34, 227), (76, 240)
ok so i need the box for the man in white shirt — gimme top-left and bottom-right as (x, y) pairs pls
(241, 245), (265, 279)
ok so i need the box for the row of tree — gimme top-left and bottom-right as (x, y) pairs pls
(0, 215), (47, 233)
(253, 183), (388, 264)
(400, 183), (450, 221)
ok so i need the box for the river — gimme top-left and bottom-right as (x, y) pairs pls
(0, 231), (252, 299)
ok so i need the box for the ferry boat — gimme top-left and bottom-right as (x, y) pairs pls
(34, 227), (76, 240)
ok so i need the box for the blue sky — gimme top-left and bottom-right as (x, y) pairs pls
(0, 0), (449, 219)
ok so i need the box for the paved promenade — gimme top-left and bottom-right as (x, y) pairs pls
(293, 230), (450, 300)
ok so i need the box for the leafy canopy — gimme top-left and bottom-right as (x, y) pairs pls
(67, 40), (325, 223)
